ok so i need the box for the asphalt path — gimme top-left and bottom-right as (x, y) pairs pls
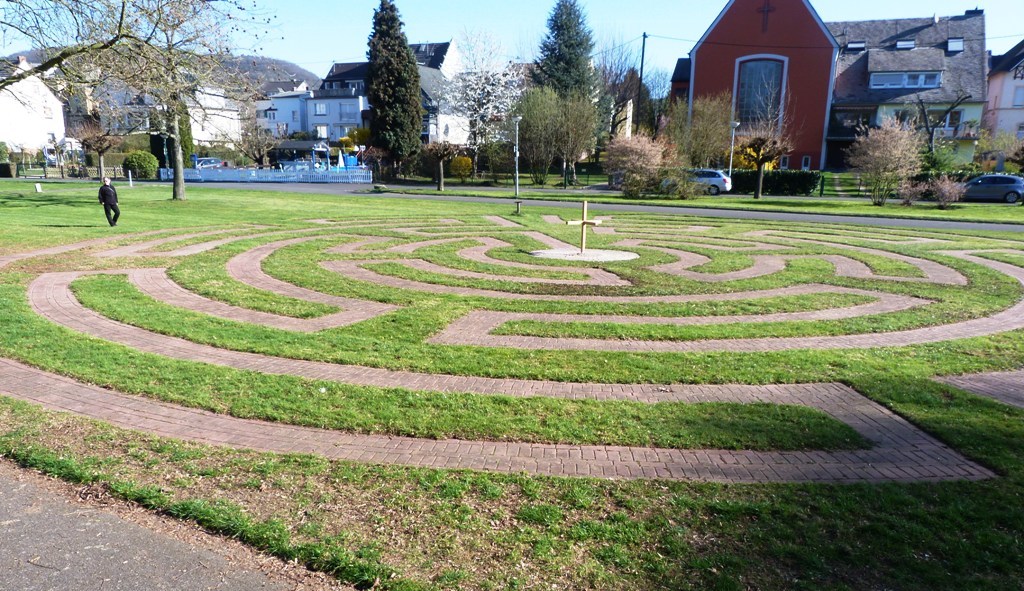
(0, 461), (342, 590)
(198, 182), (1024, 234)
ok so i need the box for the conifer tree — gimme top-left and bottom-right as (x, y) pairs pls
(366, 0), (423, 176)
(532, 0), (598, 97)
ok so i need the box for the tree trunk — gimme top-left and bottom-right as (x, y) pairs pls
(755, 164), (765, 199)
(437, 159), (445, 191)
(98, 152), (106, 180)
(170, 109), (187, 201)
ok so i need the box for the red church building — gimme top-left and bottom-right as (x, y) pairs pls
(688, 0), (838, 170)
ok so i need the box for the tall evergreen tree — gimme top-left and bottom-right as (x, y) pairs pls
(532, 0), (598, 97)
(366, 0), (423, 176)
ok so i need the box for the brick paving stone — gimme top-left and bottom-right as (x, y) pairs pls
(937, 370), (1024, 409)
(0, 357), (994, 483)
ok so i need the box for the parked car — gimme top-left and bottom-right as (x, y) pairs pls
(962, 174), (1024, 203)
(195, 157), (223, 169)
(689, 169), (732, 195)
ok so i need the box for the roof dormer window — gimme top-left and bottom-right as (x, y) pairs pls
(847, 41), (866, 51)
(896, 39), (916, 50)
(947, 38), (964, 52)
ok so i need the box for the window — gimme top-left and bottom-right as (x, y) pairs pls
(801, 155), (811, 171)
(928, 109), (962, 129)
(314, 102), (327, 116)
(340, 104), (358, 121)
(870, 72), (940, 89)
(847, 41), (866, 51)
(1017, 123), (1024, 141)
(266, 110), (276, 121)
(896, 39), (915, 50)
(1013, 87), (1024, 108)
(736, 59), (784, 124)
(947, 38), (964, 52)
(871, 73), (905, 88)
(292, 111), (298, 122)
(315, 125), (328, 139)
(779, 155), (790, 170)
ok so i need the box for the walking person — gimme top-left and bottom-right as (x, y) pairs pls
(98, 176), (120, 227)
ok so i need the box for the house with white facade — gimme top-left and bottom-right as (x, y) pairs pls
(188, 86), (242, 146)
(255, 81), (312, 138)
(0, 56), (68, 154)
(311, 62), (370, 140)
(986, 39), (1024, 141)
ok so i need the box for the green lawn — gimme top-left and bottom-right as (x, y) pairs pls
(1, 179), (1023, 590)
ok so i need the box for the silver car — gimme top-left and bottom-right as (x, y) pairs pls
(689, 169), (733, 195)
(962, 174), (1024, 203)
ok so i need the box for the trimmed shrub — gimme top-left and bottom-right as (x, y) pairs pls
(450, 156), (473, 183)
(729, 169), (821, 195)
(123, 150), (159, 179)
(0, 141), (9, 163)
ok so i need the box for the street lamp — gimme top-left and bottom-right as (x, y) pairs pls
(512, 116), (523, 198)
(728, 120), (741, 177)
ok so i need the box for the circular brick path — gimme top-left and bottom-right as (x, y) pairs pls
(3, 219), (1022, 481)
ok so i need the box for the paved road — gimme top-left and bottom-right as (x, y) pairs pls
(0, 461), (343, 590)
(198, 182), (1024, 234)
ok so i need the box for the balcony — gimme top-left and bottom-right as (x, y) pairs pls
(315, 88), (362, 98)
(934, 124), (979, 140)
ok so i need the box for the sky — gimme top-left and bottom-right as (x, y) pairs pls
(243, 0), (1024, 80)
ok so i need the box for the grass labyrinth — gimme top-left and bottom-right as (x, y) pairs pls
(1, 181), (1023, 590)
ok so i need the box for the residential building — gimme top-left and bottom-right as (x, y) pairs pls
(188, 86), (242, 146)
(256, 87), (313, 138)
(313, 62), (371, 140)
(0, 56), (68, 154)
(684, 0), (988, 169)
(826, 10), (987, 167)
(986, 39), (1024, 141)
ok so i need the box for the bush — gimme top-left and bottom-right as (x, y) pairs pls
(87, 152), (128, 167)
(122, 150), (159, 179)
(604, 135), (665, 198)
(729, 169), (821, 195)
(929, 175), (966, 210)
(0, 141), (8, 163)
(450, 156), (472, 183)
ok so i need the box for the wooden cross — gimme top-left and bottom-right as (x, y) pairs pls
(565, 200), (601, 253)
(757, 0), (775, 33)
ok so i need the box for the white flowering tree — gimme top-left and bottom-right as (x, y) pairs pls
(442, 31), (523, 176)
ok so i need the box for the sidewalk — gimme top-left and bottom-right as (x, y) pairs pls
(0, 460), (345, 591)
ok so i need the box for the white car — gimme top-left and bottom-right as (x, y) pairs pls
(690, 169), (732, 195)
(195, 157), (223, 169)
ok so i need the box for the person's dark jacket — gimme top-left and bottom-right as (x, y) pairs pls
(98, 184), (118, 205)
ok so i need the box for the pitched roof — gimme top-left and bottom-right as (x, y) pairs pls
(409, 42), (450, 69)
(990, 38), (1024, 73)
(323, 62), (369, 82)
(417, 65), (444, 102)
(827, 10), (987, 105)
(671, 58), (691, 84)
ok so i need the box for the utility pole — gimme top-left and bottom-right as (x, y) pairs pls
(637, 32), (648, 105)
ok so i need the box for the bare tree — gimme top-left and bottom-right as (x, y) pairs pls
(665, 91), (733, 168)
(555, 91), (597, 186)
(0, 0), (134, 93)
(424, 142), (461, 191)
(516, 87), (562, 186)
(737, 121), (794, 199)
(99, 0), (262, 201)
(236, 112), (279, 167)
(595, 38), (640, 138)
(912, 91), (972, 154)
(846, 117), (923, 206)
(442, 30), (523, 176)
(69, 118), (123, 176)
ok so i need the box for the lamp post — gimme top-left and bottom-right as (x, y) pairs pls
(512, 116), (523, 198)
(728, 120), (741, 177)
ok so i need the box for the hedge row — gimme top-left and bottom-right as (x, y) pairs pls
(729, 169), (822, 195)
(910, 170), (977, 184)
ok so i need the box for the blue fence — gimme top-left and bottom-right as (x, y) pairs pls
(159, 168), (373, 184)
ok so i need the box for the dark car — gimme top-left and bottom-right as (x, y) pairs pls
(962, 174), (1024, 203)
